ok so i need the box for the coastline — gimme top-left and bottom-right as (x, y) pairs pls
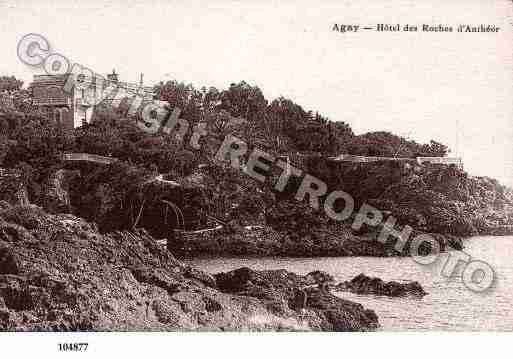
(167, 224), (468, 258)
(0, 203), (379, 331)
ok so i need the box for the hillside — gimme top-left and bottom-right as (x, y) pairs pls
(1, 77), (512, 259)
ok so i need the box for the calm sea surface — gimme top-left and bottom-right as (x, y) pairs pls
(187, 236), (513, 331)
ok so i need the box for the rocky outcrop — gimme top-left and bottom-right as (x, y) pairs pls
(304, 270), (335, 285)
(214, 267), (378, 331)
(169, 223), (464, 258)
(55, 155), (510, 258)
(361, 164), (513, 238)
(0, 203), (379, 331)
(336, 273), (427, 298)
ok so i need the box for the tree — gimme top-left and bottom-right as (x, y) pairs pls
(347, 132), (449, 158)
(328, 120), (354, 154)
(0, 76), (23, 92)
(420, 140), (449, 157)
(155, 80), (203, 125)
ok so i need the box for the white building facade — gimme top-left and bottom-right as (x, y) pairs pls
(31, 70), (154, 129)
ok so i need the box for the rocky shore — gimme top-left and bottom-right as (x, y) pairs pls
(167, 224), (464, 258)
(0, 202), (378, 331)
(335, 274), (427, 298)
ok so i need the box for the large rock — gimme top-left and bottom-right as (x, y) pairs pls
(214, 267), (379, 331)
(170, 225), (393, 258)
(304, 270), (335, 285)
(336, 273), (427, 298)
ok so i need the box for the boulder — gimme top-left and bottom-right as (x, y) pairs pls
(336, 273), (427, 298)
(304, 270), (335, 285)
(215, 267), (379, 331)
(182, 266), (217, 289)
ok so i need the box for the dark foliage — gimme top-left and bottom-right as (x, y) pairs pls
(1, 75), (510, 243)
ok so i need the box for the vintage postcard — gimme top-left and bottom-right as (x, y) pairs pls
(0, 0), (512, 357)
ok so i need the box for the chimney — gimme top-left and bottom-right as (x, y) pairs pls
(107, 69), (118, 82)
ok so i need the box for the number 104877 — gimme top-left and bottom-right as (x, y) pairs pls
(58, 343), (89, 352)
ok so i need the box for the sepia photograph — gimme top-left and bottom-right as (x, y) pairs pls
(0, 0), (512, 357)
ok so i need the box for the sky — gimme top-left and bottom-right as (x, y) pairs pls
(1, 0), (512, 186)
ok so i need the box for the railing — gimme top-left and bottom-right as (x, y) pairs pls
(62, 153), (118, 165)
(328, 154), (463, 169)
(416, 157), (463, 165)
(32, 74), (68, 82)
(328, 154), (415, 163)
(34, 98), (69, 106)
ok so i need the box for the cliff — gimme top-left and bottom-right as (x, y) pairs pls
(2, 82), (511, 259)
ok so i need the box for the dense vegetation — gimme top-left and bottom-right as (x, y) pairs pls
(1, 75), (511, 246)
(0, 75), (23, 92)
